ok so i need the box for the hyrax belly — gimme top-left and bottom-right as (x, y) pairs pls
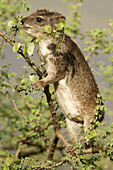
(55, 78), (83, 122)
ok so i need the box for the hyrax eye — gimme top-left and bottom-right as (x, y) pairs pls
(36, 17), (43, 22)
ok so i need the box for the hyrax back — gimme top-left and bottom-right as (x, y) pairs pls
(21, 9), (104, 144)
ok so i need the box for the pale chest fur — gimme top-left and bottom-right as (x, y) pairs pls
(38, 39), (56, 73)
(38, 39), (52, 64)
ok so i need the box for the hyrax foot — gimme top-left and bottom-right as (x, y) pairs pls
(33, 80), (45, 90)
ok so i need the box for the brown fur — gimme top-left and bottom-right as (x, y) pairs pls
(21, 9), (104, 144)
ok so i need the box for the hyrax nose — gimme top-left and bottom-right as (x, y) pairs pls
(21, 18), (26, 25)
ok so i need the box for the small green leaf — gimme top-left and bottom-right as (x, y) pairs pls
(8, 18), (17, 27)
(35, 37), (42, 43)
(44, 25), (52, 33)
(3, 165), (9, 170)
(0, 42), (5, 54)
(57, 20), (66, 30)
(16, 54), (23, 59)
(27, 42), (35, 56)
(2, 82), (11, 88)
(97, 93), (101, 98)
(5, 158), (12, 166)
(57, 23), (63, 30)
(86, 130), (96, 140)
(60, 20), (66, 26)
(56, 40), (60, 52)
(21, 78), (28, 84)
(14, 159), (21, 164)
(29, 74), (37, 82)
(23, 44), (27, 55)
(28, 114), (36, 121)
(13, 42), (21, 52)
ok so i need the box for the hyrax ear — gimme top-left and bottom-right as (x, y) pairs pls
(36, 9), (50, 13)
(60, 16), (66, 21)
(56, 16), (66, 23)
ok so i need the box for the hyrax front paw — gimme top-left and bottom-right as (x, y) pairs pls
(32, 80), (45, 90)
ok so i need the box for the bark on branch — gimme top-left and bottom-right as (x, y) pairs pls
(47, 134), (59, 160)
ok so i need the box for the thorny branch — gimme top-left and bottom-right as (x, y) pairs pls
(0, 30), (64, 160)
(15, 142), (23, 159)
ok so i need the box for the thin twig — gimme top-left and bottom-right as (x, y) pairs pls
(8, 79), (33, 110)
(57, 132), (70, 149)
(18, 0), (26, 21)
(7, 92), (28, 121)
(46, 159), (68, 169)
(15, 142), (23, 159)
(86, 36), (98, 62)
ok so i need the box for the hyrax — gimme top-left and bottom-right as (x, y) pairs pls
(21, 9), (104, 144)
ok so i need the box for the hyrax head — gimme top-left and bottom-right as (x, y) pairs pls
(21, 9), (66, 38)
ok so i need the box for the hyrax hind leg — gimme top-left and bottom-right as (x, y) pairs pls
(66, 118), (84, 145)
